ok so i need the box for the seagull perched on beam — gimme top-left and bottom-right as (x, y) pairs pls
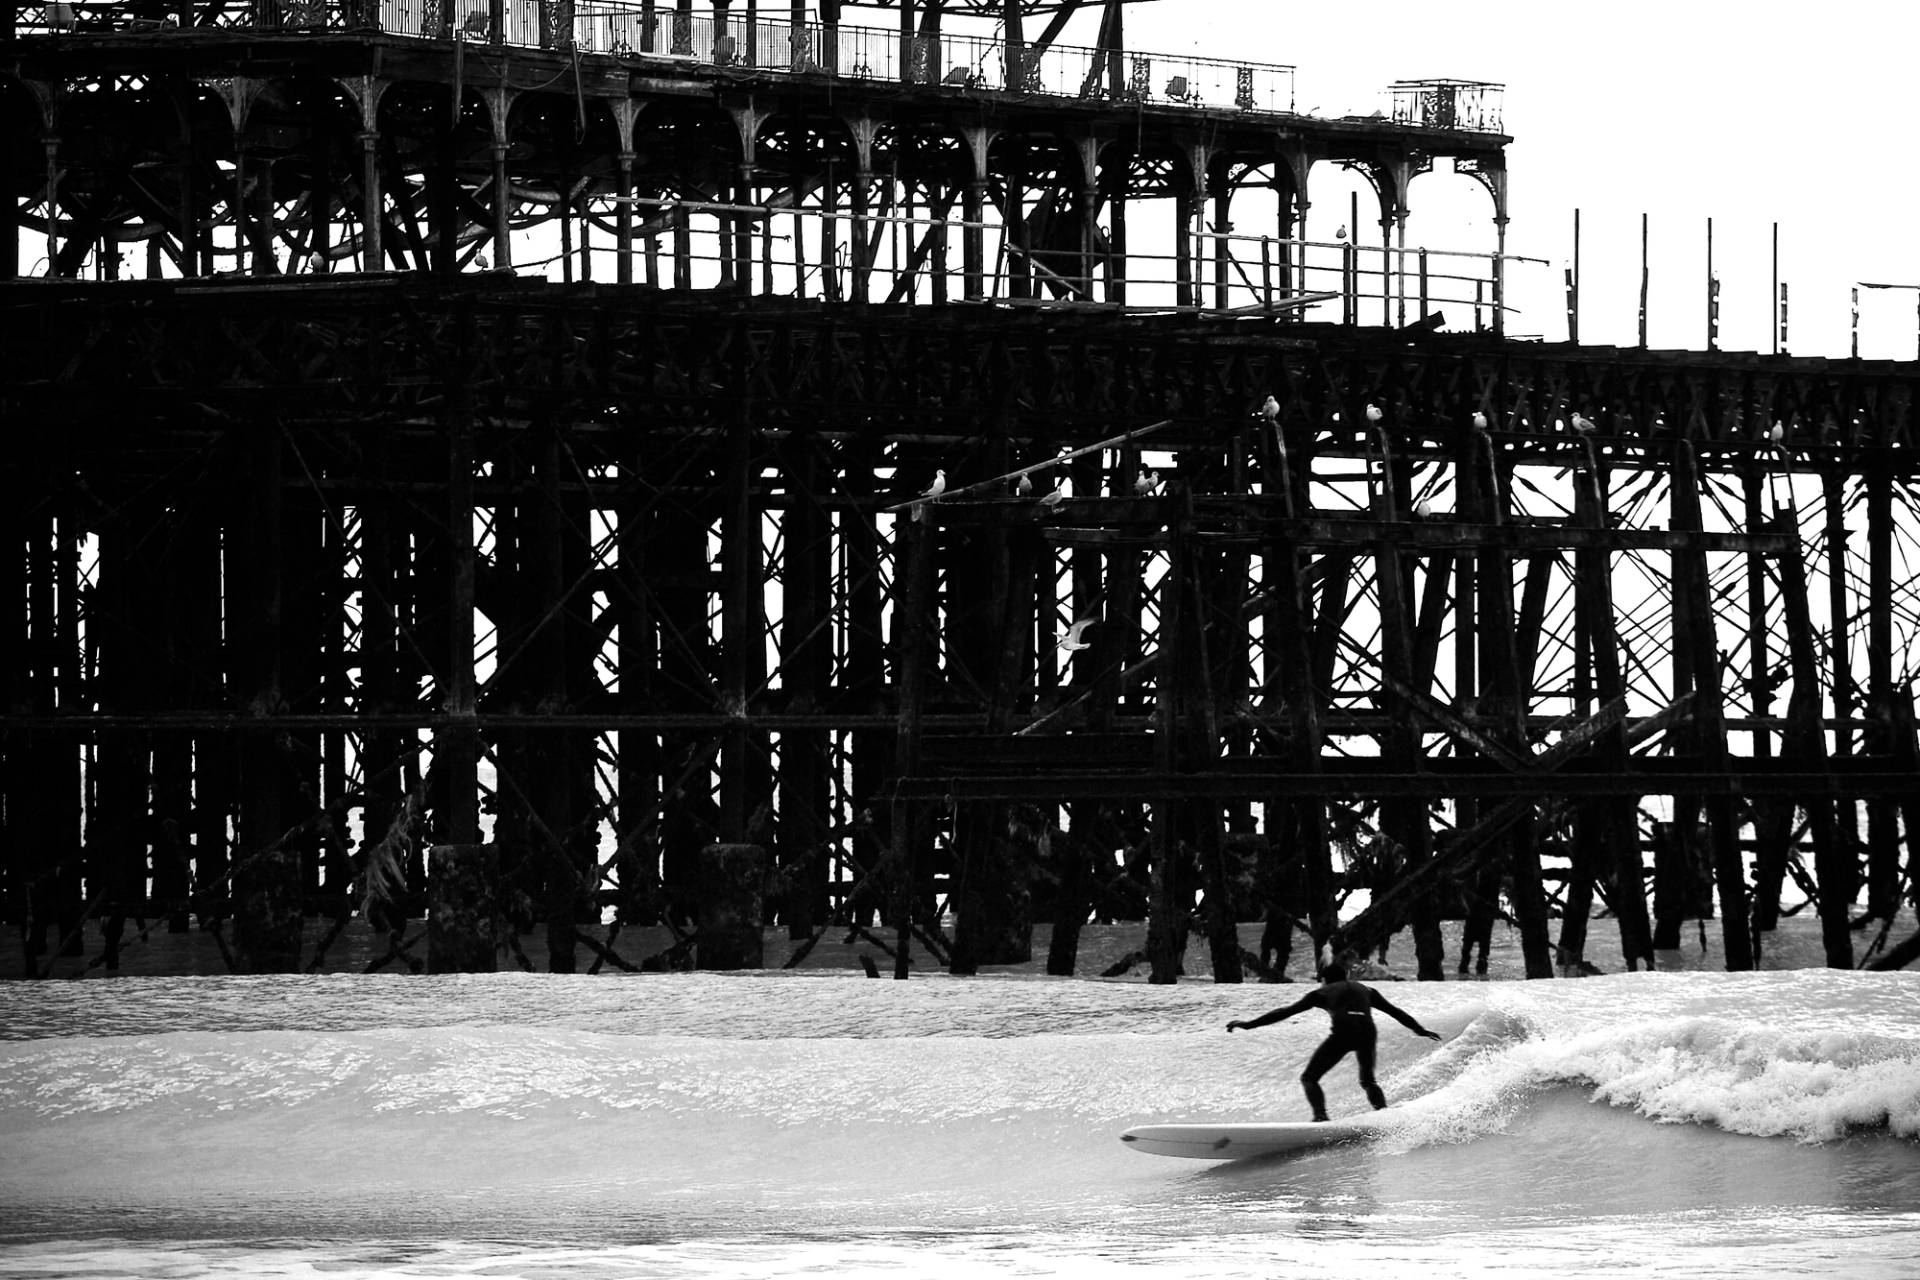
(1258, 394), (1280, 424)
(1040, 479), (1069, 508)
(1769, 421), (1786, 445)
(1014, 473), (1033, 496)
(1134, 468), (1159, 495)
(1058, 619), (1095, 652)
(1472, 411), (1489, 430)
(1365, 404), (1383, 423)
(911, 469), (945, 522)
(1571, 413), (1596, 434)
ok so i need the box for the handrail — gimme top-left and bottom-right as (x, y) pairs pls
(6, 1), (1500, 133)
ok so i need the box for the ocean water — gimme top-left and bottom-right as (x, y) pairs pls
(2, 966), (1917, 1279)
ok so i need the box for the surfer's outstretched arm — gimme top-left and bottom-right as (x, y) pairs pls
(1369, 991), (1442, 1040)
(1226, 992), (1320, 1032)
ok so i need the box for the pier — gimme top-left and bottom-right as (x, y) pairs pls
(3, 0), (1916, 979)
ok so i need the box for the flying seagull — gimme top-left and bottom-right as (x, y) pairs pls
(1058, 619), (1094, 652)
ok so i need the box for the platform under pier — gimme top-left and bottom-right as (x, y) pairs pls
(3, 275), (1918, 977)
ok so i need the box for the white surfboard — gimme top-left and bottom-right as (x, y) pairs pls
(1120, 1114), (1387, 1160)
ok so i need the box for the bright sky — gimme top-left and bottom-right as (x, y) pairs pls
(1074, 0), (1920, 359)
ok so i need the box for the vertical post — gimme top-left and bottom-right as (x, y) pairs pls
(851, 162), (872, 302)
(779, 436), (830, 938)
(1213, 190), (1231, 312)
(233, 422), (300, 973)
(1670, 441), (1752, 969)
(963, 174), (985, 301)
(491, 142), (511, 269)
(1705, 216), (1717, 351)
(1865, 461), (1898, 919)
(1822, 469), (1859, 911)
(428, 844), (498, 973)
(1147, 508), (1188, 984)
(616, 151), (634, 284)
(1744, 467), (1789, 945)
(1475, 433), (1552, 977)
(1638, 212), (1649, 347)
(1567, 207), (1580, 344)
(1393, 205), (1407, 327)
(442, 306), (479, 851)
(1371, 434), (1442, 979)
(898, 0), (912, 81)
(1776, 507), (1853, 968)
(1770, 221), (1779, 355)
(819, 0), (838, 74)
(1002, 0), (1025, 90)
(533, 424), (578, 973)
(43, 134), (60, 275)
(1576, 461), (1654, 970)
(890, 516), (931, 979)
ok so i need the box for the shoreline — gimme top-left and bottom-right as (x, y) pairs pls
(6, 910), (1913, 982)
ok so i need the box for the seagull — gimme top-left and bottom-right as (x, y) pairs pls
(1472, 411), (1489, 430)
(1259, 394), (1280, 423)
(1571, 413), (1595, 434)
(1040, 480), (1068, 508)
(912, 469), (946, 522)
(1769, 421), (1785, 444)
(307, 252), (327, 273)
(1365, 403), (1383, 423)
(1134, 468), (1159, 495)
(1334, 224), (1348, 241)
(1413, 497), (1432, 519)
(1058, 619), (1094, 652)
(1014, 473), (1033, 496)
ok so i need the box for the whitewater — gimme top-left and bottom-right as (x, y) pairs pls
(3, 951), (1919, 1278)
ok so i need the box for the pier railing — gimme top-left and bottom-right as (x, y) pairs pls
(2, 2), (1519, 130)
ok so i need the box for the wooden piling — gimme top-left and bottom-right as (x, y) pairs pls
(233, 421), (301, 974)
(428, 843), (498, 973)
(1668, 441), (1752, 969)
(696, 843), (768, 970)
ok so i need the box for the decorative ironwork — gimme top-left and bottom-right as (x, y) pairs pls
(1128, 55), (1151, 100)
(1390, 80), (1504, 133)
(908, 34), (934, 84)
(1234, 66), (1254, 110)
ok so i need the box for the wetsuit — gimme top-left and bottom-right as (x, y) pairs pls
(1228, 979), (1436, 1121)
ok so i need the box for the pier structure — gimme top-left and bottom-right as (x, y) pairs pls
(1, 0), (1510, 320)
(5, 1), (1919, 981)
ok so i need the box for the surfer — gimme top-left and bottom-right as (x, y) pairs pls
(1225, 962), (1442, 1122)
